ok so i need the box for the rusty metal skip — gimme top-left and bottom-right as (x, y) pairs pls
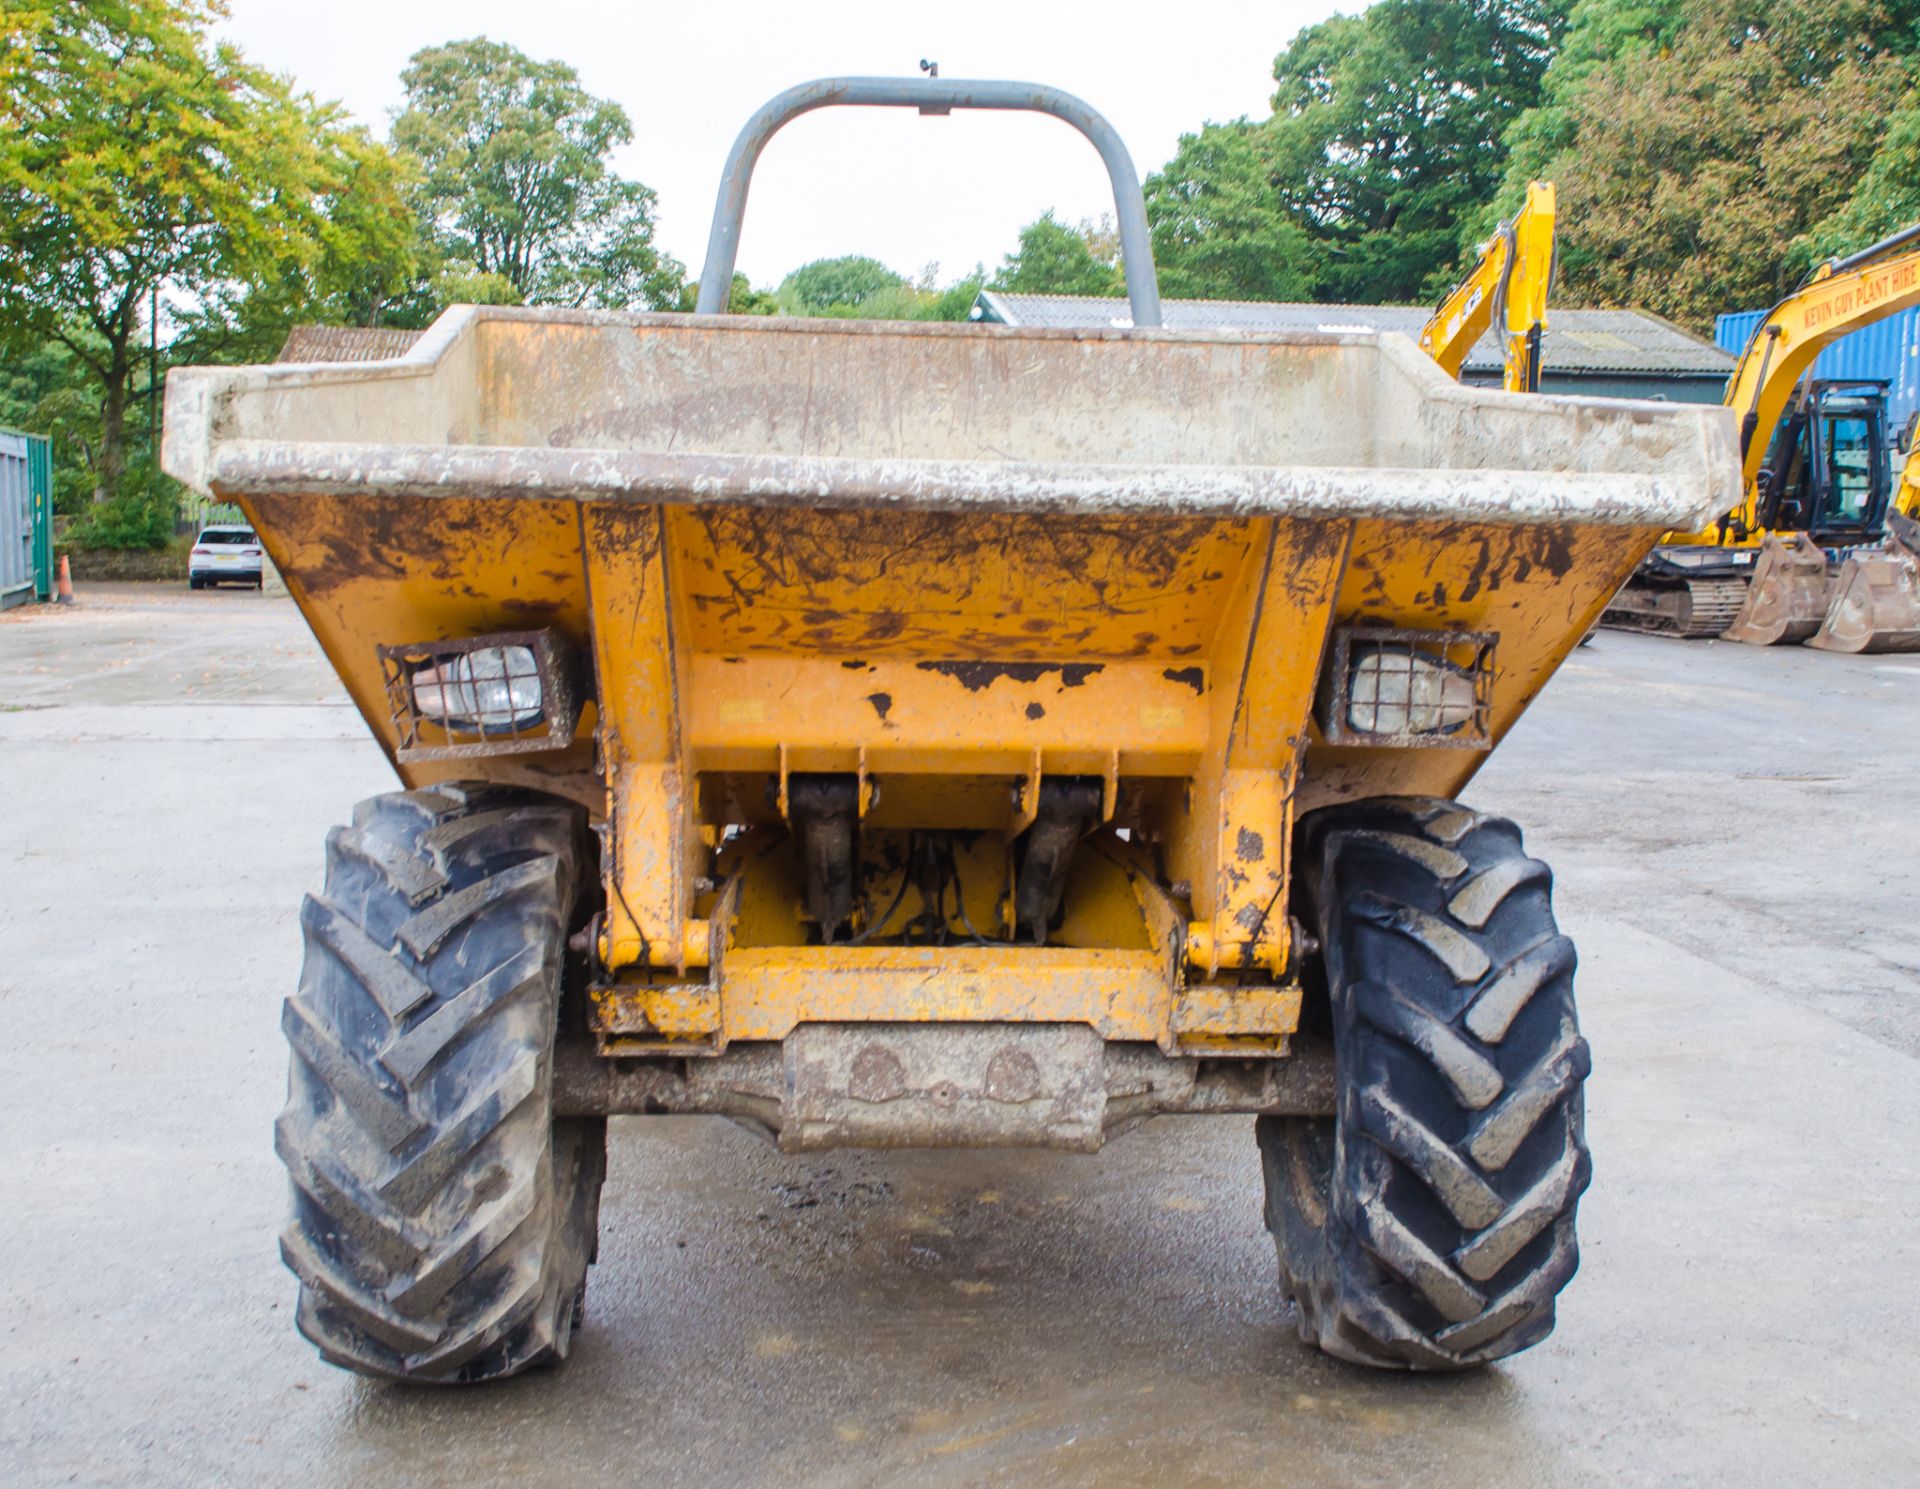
(165, 75), (1737, 1380)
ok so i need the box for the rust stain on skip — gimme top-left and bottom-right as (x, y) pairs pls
(917, 661), (1105, 692)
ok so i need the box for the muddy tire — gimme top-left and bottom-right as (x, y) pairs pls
(275, 784), (606, 1384)
(1259, 796), (1591, 1370)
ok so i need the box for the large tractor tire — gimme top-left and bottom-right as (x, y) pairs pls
(275, 784), (607, 1384)
(1259, 796), (1591, 1370)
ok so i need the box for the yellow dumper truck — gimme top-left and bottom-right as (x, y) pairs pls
(163, 78), (1737, 1381)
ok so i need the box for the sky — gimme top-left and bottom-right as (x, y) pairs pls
(215, 0), (1342, 292)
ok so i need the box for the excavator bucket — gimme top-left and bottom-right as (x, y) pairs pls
(1808, 513), (1920, 653)
(1721, 533), (1834, 646)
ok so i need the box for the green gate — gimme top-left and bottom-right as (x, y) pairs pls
(1, 429), (54, 608)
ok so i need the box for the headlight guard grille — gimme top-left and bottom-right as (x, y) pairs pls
(377, 628), (583, 761)
(1317, 626), (1496, 749)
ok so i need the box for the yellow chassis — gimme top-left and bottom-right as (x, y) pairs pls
(162, 306), (1734, 1078)
(242, 487), (1653, 1059)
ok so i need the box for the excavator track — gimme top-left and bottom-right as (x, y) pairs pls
(1601, 576), (1749, 638)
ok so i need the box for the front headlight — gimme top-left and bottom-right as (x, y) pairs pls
(1346, 647), (1477, 736)
(411, 646), (544, 732)
(1316, 626), (1495, 749)
(378, 628), (582, 762)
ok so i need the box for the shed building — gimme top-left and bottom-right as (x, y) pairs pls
(974, 292), (1735, 404)
(275, 326), (430, 363)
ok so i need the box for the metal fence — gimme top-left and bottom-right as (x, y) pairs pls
(183, 494), (245, 532)
(1, 429), (53, 608)
(1714, 305), (1920, 432)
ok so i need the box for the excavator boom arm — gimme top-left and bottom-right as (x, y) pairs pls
(1727, 224), (1920, 498)
(1418, 181), (1556, 393)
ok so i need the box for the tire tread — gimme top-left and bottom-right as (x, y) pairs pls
(1260, 794), (1591, 1370)
(277, 785), (605, 1384)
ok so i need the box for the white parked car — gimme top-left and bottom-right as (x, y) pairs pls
(188, 525), (264, 589)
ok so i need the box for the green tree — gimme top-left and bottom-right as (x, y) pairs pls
(174, 126), (429, 367)
(0, 0), (388, 502)
(926, 269), (986, 321)
(1802, 92), (1920, 260)
(990, 212), (1122, 296)
(760, 256), (983, 320)
(678, 272), (778, 315)
(1509, 0), (1906, 329)
(392, 37), (683, 311)
(1493, 0), (1688, 201)
(776, 255), (906, 315)
(0, 341), (105, 512)
(1264, 0), (1569, 301)
(1145, 122), (1314, 301)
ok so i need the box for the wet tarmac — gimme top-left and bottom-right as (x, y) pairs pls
(3, 584), (1917, 1486)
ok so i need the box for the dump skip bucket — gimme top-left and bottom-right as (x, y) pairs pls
(161, 303), (1740, 1054)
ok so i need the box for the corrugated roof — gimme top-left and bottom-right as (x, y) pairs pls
(275, 325), (425, 363)
(975, 292), (1733, 377)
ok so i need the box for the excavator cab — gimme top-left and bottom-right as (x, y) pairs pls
(1756, 380), (1892, 543)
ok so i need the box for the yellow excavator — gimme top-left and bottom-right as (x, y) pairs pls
(1420, 180), (1556, 393)
(1603, 221), (1920, 648)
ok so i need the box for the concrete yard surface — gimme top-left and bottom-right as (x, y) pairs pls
(2, 583), (1917, 1487)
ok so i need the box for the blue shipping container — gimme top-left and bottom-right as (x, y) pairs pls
(1714, 305), (1920, 432)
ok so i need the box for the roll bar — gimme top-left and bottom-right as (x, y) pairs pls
(694, 76), (1164, 328)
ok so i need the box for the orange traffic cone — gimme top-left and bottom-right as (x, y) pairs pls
(55, 553), (73, 604)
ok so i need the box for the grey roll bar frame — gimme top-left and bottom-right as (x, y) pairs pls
(694, 76), (1164, 329)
